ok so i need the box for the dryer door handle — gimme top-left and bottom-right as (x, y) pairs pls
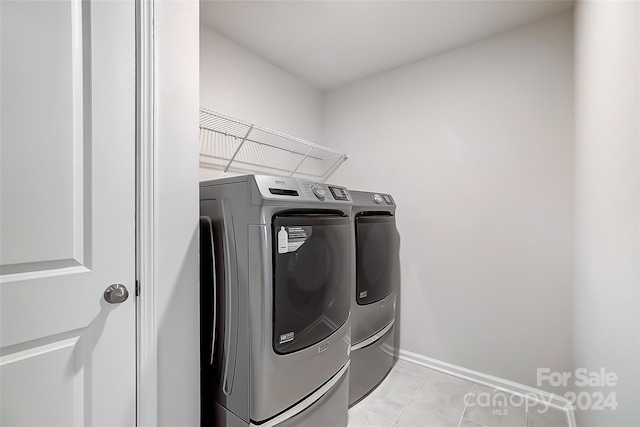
(220, 198), (238, 396)
(200, 216), (217, 365)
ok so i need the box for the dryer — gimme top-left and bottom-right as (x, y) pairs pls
(200, 175), (353, 427)
(349, 190), (400, 406)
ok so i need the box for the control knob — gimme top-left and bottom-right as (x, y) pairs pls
(311, 184), (326, 200)
(372, 193), (383, 204)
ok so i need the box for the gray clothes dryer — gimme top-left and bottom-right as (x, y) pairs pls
(349, 190), (400, 406)
(200, 175), (353, 427)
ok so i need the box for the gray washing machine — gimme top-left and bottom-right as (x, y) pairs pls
(349, 190), (400, 406)
(200, 175), (353, 427)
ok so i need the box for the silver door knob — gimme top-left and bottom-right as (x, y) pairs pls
(104, 284), (129, 304)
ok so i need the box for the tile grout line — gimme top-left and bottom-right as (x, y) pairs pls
(457, 382), (476, 427)
(358, 407), (397, 426)
(390, 367), (432, 426)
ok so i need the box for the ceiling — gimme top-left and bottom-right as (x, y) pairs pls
(200, 0), (574, 90)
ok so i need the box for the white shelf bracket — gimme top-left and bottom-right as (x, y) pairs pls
(289, 147), (313, 177)
(224, 124), (254, 173)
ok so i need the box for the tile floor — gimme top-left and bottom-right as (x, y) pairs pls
(347, 360), (572, 427)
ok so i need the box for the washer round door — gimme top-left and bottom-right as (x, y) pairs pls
(272, 212), (351, 355)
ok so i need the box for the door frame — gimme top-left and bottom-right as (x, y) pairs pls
(136, 0), (157, 425)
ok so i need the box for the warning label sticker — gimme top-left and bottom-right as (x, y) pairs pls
(278, 226), (312, 253)
(286, 226), (311, 252)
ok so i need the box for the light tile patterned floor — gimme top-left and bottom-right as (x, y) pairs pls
(348, 360), (571, 427)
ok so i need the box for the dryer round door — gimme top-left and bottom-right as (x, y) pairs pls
(272, 212), (351, 355)
(355, 213), (398, 305)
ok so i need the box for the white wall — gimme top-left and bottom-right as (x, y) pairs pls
(323, 12), (574, 390)
(199, 26), (323, 181)
(573, 1), (640, 426)
(156, 1), (200, 426)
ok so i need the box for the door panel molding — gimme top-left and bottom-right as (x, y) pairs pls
(71, 0), (91, 269)
(0, 336), (79, 365)
(0, 336), (85, 427)
(0, 264), (89, 284)
(0, 0), (92, 275)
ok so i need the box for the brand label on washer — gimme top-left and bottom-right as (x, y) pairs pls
(279, 332), (294, 344)
(278, 226), (312, 253)
(318, 342), (330, 353)
(359, 290), (368, 299)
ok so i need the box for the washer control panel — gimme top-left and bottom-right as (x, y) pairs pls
(371, 193), (394, 205)
(328, 186), (350, 201)
(299, 181), (350, 202)
(254, 175), (351, 203)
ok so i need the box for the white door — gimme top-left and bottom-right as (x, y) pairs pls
(0, 0), (136, 426)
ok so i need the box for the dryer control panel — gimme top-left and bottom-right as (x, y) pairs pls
(254, 175), (351, 203)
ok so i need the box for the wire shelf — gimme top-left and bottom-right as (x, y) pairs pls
(199, 108), (348, 182)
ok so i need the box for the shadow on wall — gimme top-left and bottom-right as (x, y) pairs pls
(157, 225), (200, 426)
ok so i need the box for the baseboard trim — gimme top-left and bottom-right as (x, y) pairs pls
(398, 349), (577, 427)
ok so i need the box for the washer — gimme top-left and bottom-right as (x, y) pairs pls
(349, 190), (400, 406)
(200, 175), (353, 427)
